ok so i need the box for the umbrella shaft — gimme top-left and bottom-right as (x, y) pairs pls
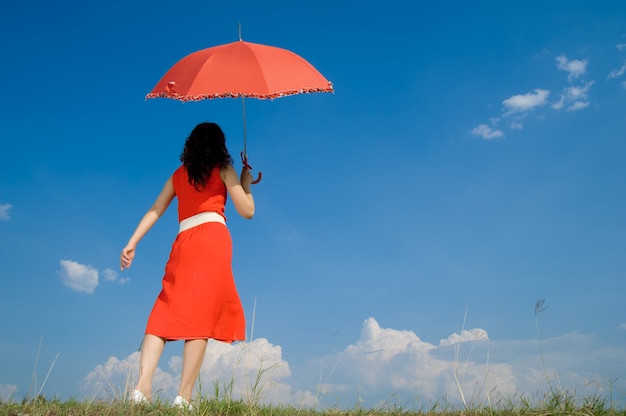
(241, 97), (247, 155)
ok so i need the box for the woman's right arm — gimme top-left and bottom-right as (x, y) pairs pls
(221, 164), (255, 219)
(120, 176), (175, 270)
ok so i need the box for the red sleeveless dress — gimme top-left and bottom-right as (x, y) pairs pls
(145, 166), (246, 342)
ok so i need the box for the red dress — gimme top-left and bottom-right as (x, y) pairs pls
(145, 166), (246, 342)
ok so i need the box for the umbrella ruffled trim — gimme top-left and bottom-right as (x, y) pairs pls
(145, 85), (334, 101)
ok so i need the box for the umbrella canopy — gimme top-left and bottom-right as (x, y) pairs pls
(146, 38), (333, 184)
(146, 40), (333, 101)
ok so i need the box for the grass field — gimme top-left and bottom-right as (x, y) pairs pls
(2, 390), (626, 416)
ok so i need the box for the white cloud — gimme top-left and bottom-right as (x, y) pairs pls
(59, 260), (99, 294)
(622, 81), (626, 89)
(58, 263), (128, 293)
(471, 124), (504, 140)
(502, 89), (550, 114)
(81, 318), (626, 409)
(551, 96), (565, 110)
(439, 328), (488, 347)
(82, 338), (314, 407)
(103, 268), (130, 284)
(617, 43), (626, 51)
(556, 55), (588, 81)
(103, 269), (117, 281)
(195, 338), (306, 406)
(0, 384), (18, 403)
(315, 318), (514, 408)
(0, 204), (12, 221)
(313, 319), (626, 409)
(608, 63), (626, 79)
(553, 81), (594, 112)
(567, 101), (589, 112)
(564, 81), (594, 100)
(510, 121), (524, 130)
(82, 352), (174, 400)
(618, 323), (626, 330)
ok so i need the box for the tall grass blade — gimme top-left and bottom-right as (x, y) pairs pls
(36, 353), (59, 398)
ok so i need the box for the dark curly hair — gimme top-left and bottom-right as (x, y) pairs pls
(180, 122), (234, 190)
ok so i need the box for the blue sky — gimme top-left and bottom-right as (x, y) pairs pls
(1, 0), (626, 409)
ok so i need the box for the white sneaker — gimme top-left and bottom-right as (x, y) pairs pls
(129, 389), (148, 404)
(173, 395), (193, 411)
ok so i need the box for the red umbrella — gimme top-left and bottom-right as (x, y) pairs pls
(146, 33), (333, 183)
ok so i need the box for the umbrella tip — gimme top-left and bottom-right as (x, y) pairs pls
(238, 22), (242, 41)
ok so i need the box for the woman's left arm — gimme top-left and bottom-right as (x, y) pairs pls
(221, 165), (255, 219)
(120, 176), (175, 270)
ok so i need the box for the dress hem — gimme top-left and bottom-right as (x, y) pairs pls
(145, 331), (245, 344)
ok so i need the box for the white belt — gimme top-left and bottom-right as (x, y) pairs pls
(179, 211), (225, 233)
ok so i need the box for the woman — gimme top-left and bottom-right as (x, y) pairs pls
(120, 122), (255, 409)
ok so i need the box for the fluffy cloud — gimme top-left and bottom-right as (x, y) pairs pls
(81, 318), (626, 410)
(553, 81), (594, 112)
(439, 328), (488, 347)
(82, 352), (175, 399)
(82, 338), (314, 407)
(471, 124), (504, 140)
(195, 338), (312, 406)
(58, 262), (130, 293)
(502, 89), (550, 114)
(103, 268), (130, 285)
(59, 260), (99, 294)
(315, 318), (515, 408)
(312, 319), (625, 409)
(0, 204), (12, 221)
(563, 82), (594, 101)
(552, 56), (594, 110)
(608, 63), (626, 80)
(556, 55), (588, 81)
(551, 96), (565, 110)
(567, 101), (589, 111)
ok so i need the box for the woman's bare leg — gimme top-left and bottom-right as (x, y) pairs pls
(134, 334), (166, 401)
(178, 339), (208, 401)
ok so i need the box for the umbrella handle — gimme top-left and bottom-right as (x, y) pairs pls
(241, 152), (262, 184)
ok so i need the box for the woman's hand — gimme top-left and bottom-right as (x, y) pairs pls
(240, 167), (253, 192)
(120, 245), (136, 270)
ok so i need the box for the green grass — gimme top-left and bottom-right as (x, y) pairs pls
(2, 391), (625, 416)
